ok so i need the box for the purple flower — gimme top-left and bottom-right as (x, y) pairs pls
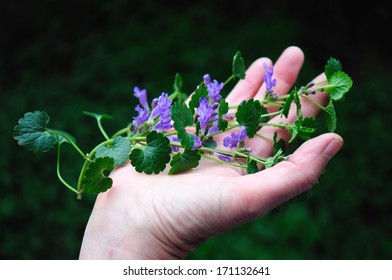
(223, 126), (247, 149)
(149, 92), (172, 121)
(214, 152), (232, 162)
(197, 97), (215, 134)
(203, 74), (224, 103)
(153, 109), (173, 132)
(167, 135), (180, 152)
(263, 63), (277, 93)
(132, 105), (149, 131)
(203, 74), (211, 85)
(133, 86), (149, 110)
(207, 120), (219, 135)
(192, 135), (202, 150)
(238, 126), (247, 141)
(223, 132), (240, 148)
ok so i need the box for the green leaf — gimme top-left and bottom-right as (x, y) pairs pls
(218, 99), (229, 131)
(14, 111), (58, 152)
(288, 117), (317, 143)
(325, 57), (342, 80)
(171, 101), (194, 129)
(246, 157), (258, 174)
(81, 157), (114, 194)
(171, 101), (195, 149)
(273, 132), (286, 154)
(324, 99), (337, 132)
(281, 89), (295, 118)
(282, 88), (303, 119)
(189, 82), (208, 113)
(326, 71), (353, 101)
(95, 136), (131, 166)
(177, 130), (195, 149)
(129, 131), (172, 174)
(232, 51), (246, 79)
(173, 73), (183, 92)
(169, 149), (201, 174)
(172, 73), (188, 102)
(83, 111), (114, 121)
(236, 99), (263, 138)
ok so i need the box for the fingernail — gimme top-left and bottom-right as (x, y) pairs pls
(323, 139), (343, 161)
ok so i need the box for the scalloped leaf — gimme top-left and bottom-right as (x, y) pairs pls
(95, 136), (131, 166)
(169, 149), (201, 174)
(233, 51), (246, 79)
(236, 99), (263, 138)
(81, 157), (114, 194)
(171, 101), (195, 149)
(327, 71), (353, 101)
(324, 99), (337, 132)
(325, 57), (342, 80)
(129, 131), (172, 174)
(13, 111), (75, 152)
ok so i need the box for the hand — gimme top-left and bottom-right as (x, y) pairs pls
(79, 46), (343, 259)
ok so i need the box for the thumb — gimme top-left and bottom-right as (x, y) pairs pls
(229, 133), (343, 222)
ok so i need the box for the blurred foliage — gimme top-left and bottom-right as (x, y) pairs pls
(1, 0), (391, 259)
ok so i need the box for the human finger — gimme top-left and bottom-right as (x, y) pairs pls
(225, 57), (272, 104)
(254, 46), (304, 105)
(246, 72), (329, 158)
(227, 133), (343, 224)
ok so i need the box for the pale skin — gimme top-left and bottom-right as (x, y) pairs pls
(79, 46), (344, 259)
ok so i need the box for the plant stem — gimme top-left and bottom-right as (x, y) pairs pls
(112, 127), (130, 138)
(224, 75), (235, 86)
(200, 154), (247, 168)
(255, 133), (273, 143)
(47, 129), (88, 160)
(56, 144), (78, 194)
(97, 118), (110, 140)
(301, 95), (325, 110)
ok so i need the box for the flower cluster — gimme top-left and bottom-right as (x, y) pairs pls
(132, 88), (173, 133)
(130, 65), (277, 163)
(131, 72), (230, 151)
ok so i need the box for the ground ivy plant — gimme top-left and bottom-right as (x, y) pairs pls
(13, 52), (352, 199)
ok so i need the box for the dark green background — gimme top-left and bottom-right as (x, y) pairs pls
(1, 0), (391, 259)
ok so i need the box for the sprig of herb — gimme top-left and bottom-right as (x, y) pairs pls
(13, 52), (352, 199)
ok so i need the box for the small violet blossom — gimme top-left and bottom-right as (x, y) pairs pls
(167, 135), (180, 152)
(149, 92), (172, 121)
(223, 126), (247, 149)
(132, 105), (149, 131)
(207, 120), (219, 135)
(196, 97), (215, 134)
(203, 74), (224, 103)
(192, 135), (202, 150)
(153, 109), (172, 132)
(214, 152), (232, 163)
(263, 63), (277, 93)
(133, 86), (149, 110)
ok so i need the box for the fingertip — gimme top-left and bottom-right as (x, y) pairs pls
(282, 46), (305, 62)
(322, 133), (344, 161)
(251, 56), (273, 68)
(277, 46), (305, 68)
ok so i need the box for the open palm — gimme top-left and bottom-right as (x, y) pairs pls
(79, 46), (343, 259)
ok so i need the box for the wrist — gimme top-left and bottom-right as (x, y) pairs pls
(79, 207), (191, 260)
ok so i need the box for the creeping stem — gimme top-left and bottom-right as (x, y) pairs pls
(47, 129), (88, 160)
(56, 143), (78, 194)
(97, 118), (110, 140)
